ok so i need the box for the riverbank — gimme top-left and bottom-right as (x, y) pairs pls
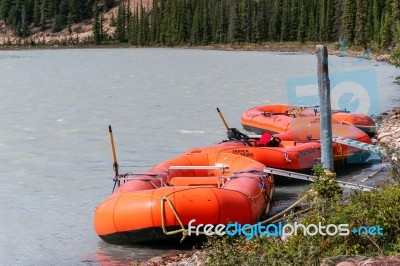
(188, 43), (391, 63)
(138, 108), (400, 265)
(0, 41), (393, 64)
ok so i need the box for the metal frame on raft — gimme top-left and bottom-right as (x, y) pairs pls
(110, 165), (276, 190)
(111, 165), (233, 190)
(264, 167), (373, 192)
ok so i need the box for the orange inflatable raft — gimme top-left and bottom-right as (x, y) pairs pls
(94, 153), (273, 244)
(275, 124), (372, 163)
(241, 104), (376, 136)
(185, 136), (321, 171)
(184, 124), (372, 173)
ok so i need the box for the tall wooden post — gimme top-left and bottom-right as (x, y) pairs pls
(316, 45), (334, 171)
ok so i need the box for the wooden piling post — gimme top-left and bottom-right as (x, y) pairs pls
(316, 45), (334, 171)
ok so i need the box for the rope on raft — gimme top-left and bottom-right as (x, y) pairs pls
(161, 195), (189, 242)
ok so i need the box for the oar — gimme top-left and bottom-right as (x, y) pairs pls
(109, 125), (120, 192)
(216, 107), (249, 140)
(217, 107), (230, 130)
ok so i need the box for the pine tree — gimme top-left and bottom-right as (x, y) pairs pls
(372, 0), (382, 44)
(139, 1), (146, 45)
(227, 0), (240, 44)
(190, 2), (201, 45)
(93, 0), (102, 44)
(267, 0), (277, 40)
(355, 0), (368, 49)
(114, 2), (127, 42)
(68, 0), (78, 23)
(333, 0), (344, 39)
(19, 4), (28, 37)
(392, 0), (400, 43)
(104, 0), (115, 11)
(202, 0), (211, 44)
(298, 0), (306, 43)
(343, 0), (356, 44)
(150, 0), (159, 44)
(33, 0), (40, 26)
(380, 10), (393, 48)
(326, 0), (335, 41)
(0, 0), (11, 20)
(306, 0), (315, 41)
(243, 0), (252, 42)
(289, 0), (299, 41)
(217, 0), (228, 43)
(59, 0), (68, 28)
(280, 0), (289, 41)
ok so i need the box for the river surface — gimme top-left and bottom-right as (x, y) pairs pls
(0, 48), (398, 265)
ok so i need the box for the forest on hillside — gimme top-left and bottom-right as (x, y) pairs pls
(1, 0), (399, 50)
(0, 0), (115, 35)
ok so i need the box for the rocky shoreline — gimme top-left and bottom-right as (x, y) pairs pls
(376, 107), (400, 151)
(139, 107), (400, 266)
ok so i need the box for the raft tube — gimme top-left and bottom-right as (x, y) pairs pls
(94, 153), (273, 244)
(241, 104), (376, 136)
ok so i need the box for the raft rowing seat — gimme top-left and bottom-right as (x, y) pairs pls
(168, 165), (229, 187)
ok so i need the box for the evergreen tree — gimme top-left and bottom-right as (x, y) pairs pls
(243, 0), (252, 42)
(202, 0), (211, 44)
(93, 0), (102, 44)
(381, 10), (393, 48)
(280, 0), (289, 41)
(227, 0), (240, 44)
(103, 0), (114, 11)
(343, 0), (356, 44)
(33, 0), (40, 26)
(138, 1), (146, 45)
(190, 2), (201, 45)
(298, 0), (306, 43)
(217, 0), (228, 43)
(372, 0), (382, 44)
(0, 0), (11, 20)
(19, 4), (28, 37)
(355, 0), (368, 49)
(325, 0), (335, 41)
(59, 0), (68, 28)
(52, 15), (61, 33)
(150, 0), (159, 44)
(392, 0), (400, 42)
(333, 0), (344, 39)
(114, 2), (127, 42)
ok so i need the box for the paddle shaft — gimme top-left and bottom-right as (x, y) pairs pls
(108, 125), (119, 177)
(216, 107), (230, 130)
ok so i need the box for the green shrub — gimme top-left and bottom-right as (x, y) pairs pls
(392, 48), (400, 68)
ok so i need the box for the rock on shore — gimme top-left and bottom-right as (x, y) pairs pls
(376, 107), (400, 151)
(140, 251), (207, 266)
(321, 255), (400, 266)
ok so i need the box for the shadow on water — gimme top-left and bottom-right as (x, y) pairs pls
(87, 238), (205, 265)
